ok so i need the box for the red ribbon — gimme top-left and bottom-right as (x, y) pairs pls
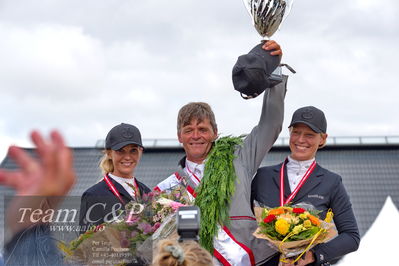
(279, 159), (316, 206)
(186, 166), (201, 184)
(103, 174), (140, 204)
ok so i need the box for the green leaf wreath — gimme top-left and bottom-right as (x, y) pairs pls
(194, 135), (244, 252)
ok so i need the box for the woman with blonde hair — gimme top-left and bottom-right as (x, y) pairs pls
(79, 123), (151, 230)
(153, 239), (214, 266)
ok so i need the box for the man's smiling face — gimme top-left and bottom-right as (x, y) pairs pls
(178, 118), (218, 164)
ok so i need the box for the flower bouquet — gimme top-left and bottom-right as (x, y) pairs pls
(59, 186), (191, 265)
(253, 204), (337, 263)
(136, 186), (192, 264)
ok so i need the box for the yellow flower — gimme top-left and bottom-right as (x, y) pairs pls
(299, 213), (308, 220)
(275, 219), (290, 235)
(292, 225), (304, 235)
(303, 219), (312, 228)
(283, 206), (293, 212)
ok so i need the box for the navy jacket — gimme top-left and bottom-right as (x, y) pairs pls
(251, 162), (360, 266)
(79, 176), (150, 231)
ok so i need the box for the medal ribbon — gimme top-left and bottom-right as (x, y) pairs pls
(103, 174), (140, 204)
(186, 166), (201, 185)
(279, 159), (317, 206)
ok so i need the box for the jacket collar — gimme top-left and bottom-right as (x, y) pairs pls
(104, 174), (134, 201)
(271, 161), (324, 204)
(178, 156), (186, 168)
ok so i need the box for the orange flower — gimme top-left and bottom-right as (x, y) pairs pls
(307, 214), (320, 226)
(268, 208), (285, 216)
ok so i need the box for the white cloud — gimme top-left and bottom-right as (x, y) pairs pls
(0, 0), (398, 158)
(0, 23), (106, 100)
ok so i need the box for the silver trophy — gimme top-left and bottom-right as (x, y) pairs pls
(232, 0), (295, 99)
(243, 0), (293, 39)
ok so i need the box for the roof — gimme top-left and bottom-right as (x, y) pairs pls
(1, 143), (398, 249)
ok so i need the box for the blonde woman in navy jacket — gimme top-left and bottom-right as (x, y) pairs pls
(79, 123), (150, 231)
(251, 106), (360, 266)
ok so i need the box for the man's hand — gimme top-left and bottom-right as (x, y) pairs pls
(281, 251), (315, 266)
(0, 130), (75, 196)
(262, 40), (282, 56)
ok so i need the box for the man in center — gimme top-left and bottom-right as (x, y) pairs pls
(155, 41), (288, 265)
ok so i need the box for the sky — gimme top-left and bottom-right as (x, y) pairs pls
(1, 0), (398, 161)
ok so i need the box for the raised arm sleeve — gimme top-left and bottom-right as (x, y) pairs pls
(238, 75), (288, 177)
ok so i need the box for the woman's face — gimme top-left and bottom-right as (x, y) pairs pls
(289, 124), (327, 161)
(107, 144), (142, 178)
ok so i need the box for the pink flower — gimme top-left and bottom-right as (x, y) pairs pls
(148, 191), (157, 198)
(120, 238), (130, 248)
(171, 202), (185, 211)
(138, 222), (153, 234)
(126, 213), (140, 225)
(152, 222), (161, 231)
(142, 194), (149, 202)
(130, 231), (138, 238)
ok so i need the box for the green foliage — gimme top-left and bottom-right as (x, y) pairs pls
(288, 226), (319, 241)
(260, 220), (320, 241)
(260, 221), (280, 240)
(194, 136), (244, 252)
(69, 225), (100, 250)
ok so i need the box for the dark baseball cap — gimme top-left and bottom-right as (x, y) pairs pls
(105, 123), (143, 150)
(232, 42), (281, 98)
(288, 106), (327, 133)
